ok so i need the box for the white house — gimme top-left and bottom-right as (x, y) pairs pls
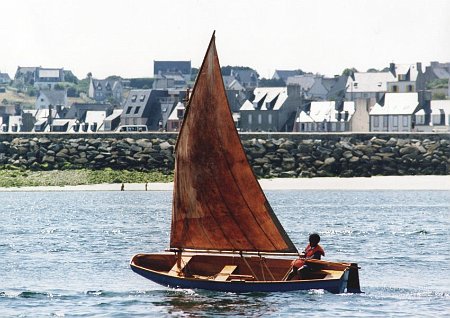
(295, 101), (355, 132)
(166, 102), (185, 132)
(414, 100), (450, 132)
(239, 86), (300, 132)
(345, 72), (395, 102)
(369, 93), (420, 132)
(35, 90), (67, 110)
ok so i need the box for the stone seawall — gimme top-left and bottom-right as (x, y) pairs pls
(0, 133), (448, 177)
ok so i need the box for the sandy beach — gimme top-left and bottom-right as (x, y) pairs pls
(1, 175), (448, 191)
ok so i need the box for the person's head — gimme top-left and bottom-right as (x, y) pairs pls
(309, 233), (320, 247)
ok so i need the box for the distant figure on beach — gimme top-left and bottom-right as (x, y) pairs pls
(121, 183), (125, 191)
(145, 182), (148, 191)
(286, 233), (325, 280)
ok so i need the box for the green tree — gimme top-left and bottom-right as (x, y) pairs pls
(64, 70), (79, 84)
(342, 67), (358, 76)
(221, 65), (260, 78)
(258, 78), (285, 87)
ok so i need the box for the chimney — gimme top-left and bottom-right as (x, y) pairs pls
(389, 63), (396, 76)
(416, 62), (422, 73)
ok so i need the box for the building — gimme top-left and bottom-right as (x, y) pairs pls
(386, 63), (425, 93)
(88, 78), (123, 103)
(272, 70), (302, 84)
(369, 92), (429, 132)
(286, 75), (331, 100)
(121, 89), (174, 131)
(239, 86), (301, 132)
(0, 72), (11, 84)
(228, 69), (258, 90)
(14, 66), (65, 89)
(154, 61), (191, 82)
(423, 62), (450, 98)
(414, 100), (450, 132)
(34, 67), (65, 89)
(294, 100), (355, 132)
(35, 90), (67, 110)
(166, 102), (185, 132)
(345, 71), (395, 102)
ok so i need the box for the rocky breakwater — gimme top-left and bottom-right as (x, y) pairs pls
(243, 135), (449, 178)
(0, 136), (176, 174)
(0, 134), (448, 178)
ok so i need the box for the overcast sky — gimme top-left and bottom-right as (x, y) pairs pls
(1, 0), (449, 79)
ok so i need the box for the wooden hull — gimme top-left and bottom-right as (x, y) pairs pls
(130, 253), (360, 294)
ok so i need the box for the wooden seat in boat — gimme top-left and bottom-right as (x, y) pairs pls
(320, 270), (344, 279)
(215, 265), (237, 281)
(168, 256), (192, 276)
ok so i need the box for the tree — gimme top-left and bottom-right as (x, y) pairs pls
(54, 84), (65, 91)
(342, 68), (358, 76)
(129, 78), (154, 89)
(221, 65), (260, 78)
(258, 78), (285, 87)
(64, 70), (79, 84)
(106, 75), (122, 80)
(367, 68), (378, 73)
(67, 86), (78, 97)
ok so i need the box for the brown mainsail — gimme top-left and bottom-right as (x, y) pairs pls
(170, 33), (297, 254)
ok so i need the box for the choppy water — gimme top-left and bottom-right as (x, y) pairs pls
(1, 189), (449, 317)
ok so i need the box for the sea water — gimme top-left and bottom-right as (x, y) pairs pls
(0, 190), (449, 317)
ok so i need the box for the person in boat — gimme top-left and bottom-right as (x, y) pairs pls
(286, 233), (325, 280)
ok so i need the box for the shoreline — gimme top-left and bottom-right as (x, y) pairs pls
(0, 175), (449, 192)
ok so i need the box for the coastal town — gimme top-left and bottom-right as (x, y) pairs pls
(0, 60), (449, 134)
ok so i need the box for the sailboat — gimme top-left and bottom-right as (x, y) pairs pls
(130, 32), (361, 293)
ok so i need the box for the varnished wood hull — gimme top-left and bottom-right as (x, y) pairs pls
(130, 253), (360, 294)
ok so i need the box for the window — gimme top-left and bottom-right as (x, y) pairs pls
(268, 114), (272, 124)
(258, 114), (262, 124)
(392, 116), (398, 127)
(126, 107), (132, 114)
(177, 109), (184, 118)
(248, 114), (252, 124)
(432, 114), (441, 125)
(392, 85), (398, 92)
(383, 116), (388, 128)
(373, 116), (379, 127)
(139, 95), (145, 101)
(402, 116), (408, 127)
(172, 122), (179, 129)
(134, 106), (140, 114)
(131, 95), (137, 102)
(415, 115), (425, 125)
(407, 85), (414, 92)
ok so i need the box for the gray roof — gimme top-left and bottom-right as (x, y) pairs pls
(65, 103), (112, 120)
(346, 72), (395, 93)
(273, 70), (301, 82)
(154, 61), (191, 76)
(92, 79), (121, 91)
(327, 75), (348, 99)
(231, 69), (258, 85)
(123, 89), (152, 118)
(38, 90), (66, 106)
(0, 73), (11, 81)
(286, 75), (317, 90)
(431, 68), (450, 79)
